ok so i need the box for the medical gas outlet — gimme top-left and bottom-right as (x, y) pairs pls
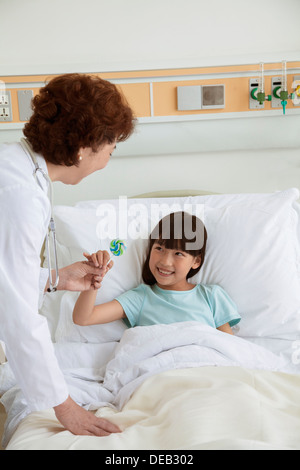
(271, 78), (294, 113)
(249, 80), (271, 109)
(249, 63), (271, 109)
(250, 61), (296, 114)
(271, 61), (295, 115)
(250, 83), (271, 107)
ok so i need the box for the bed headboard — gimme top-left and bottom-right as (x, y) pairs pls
(132, 189), (218, 198)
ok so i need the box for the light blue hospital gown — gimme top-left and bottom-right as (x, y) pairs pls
(116, 283), (241, 329)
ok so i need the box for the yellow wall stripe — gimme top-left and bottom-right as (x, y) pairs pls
(1, 62), (300, 124)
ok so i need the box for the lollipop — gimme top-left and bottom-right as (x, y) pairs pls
(108, 239), (126, 263)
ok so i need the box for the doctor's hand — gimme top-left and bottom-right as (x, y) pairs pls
(54, 396), (121, 437)
(45, 252), (113, 292)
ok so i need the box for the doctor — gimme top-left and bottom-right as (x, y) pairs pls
(0, 73), (135, 437)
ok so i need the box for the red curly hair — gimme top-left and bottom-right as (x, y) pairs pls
(23, 73), (135, 166)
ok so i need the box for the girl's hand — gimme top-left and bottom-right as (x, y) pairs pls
(83, 250), (113, 289)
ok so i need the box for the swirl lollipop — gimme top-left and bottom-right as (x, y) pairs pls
(107, 239), (126, 264)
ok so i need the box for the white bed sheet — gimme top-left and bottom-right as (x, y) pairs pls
(1, 322), (299, 450)
(6, 367), (300, 450)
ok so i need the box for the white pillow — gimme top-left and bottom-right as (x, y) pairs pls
(193, 189), (300, 338)
(53, 204), (152, 343)
(53, 196), (205, 343)
(47, 189), (300, 343)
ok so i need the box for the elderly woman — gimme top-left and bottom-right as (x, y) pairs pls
(0, 73), (135, 437)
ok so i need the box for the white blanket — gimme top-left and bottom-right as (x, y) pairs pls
(7, 367), (300, 450)
(0, 322), (296, 448)
(102, 322), (293, 408)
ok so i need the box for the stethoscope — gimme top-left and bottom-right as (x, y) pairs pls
(20, 138), (59, 292)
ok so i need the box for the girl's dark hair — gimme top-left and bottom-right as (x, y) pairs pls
(142, 211), (207, 285)
(23, 73), (135, 166)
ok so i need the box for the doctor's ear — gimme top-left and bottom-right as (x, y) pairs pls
(78, 147), (87, 161)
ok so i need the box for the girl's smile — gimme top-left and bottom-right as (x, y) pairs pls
(156, 267), (175, 276)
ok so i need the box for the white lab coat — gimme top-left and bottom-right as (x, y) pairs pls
(0, 142), (68, 411)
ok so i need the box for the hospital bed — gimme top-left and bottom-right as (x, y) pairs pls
(1, 188), (300, 450)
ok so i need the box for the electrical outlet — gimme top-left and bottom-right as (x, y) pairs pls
(0, 94), (9, 105)
(0, 107), (11, 120)
(0, 90), (12, 121)
(271, 77), (282, 108)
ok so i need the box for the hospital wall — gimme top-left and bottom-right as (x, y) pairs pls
(1, 0), (300, 204)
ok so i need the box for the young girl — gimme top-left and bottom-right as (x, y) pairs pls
(73, 212), (241, 335)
